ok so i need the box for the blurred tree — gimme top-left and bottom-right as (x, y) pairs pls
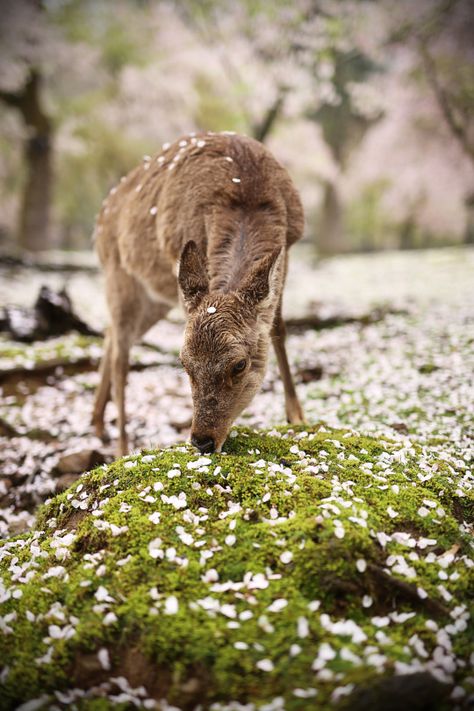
(389, 0), (474, 167)
(0, 0), (153, 251)
(178, 0), (384, 254)
(0, 68), (52, 251)
(309, 48), (382, 254)
(0, 1), (57, 251)
(0, 0), (471, 254)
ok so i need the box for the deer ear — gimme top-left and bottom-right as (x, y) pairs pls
(239, 248), (284, 312)
(178, 240), (209, 312)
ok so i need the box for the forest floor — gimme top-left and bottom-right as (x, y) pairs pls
(0, 246), (473, 709)
(0, 246), (472, 538)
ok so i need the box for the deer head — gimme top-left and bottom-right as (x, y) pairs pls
(178, 240), (284, 453)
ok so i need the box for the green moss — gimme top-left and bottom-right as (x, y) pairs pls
(0, 334), (102, 369)
(0, 426), (472, 710)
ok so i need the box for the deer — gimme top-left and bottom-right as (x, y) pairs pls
(91, 131), (305, 457)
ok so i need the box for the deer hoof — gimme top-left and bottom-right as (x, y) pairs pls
(286, 400), (305, 424)
(92, 418), (110, 443)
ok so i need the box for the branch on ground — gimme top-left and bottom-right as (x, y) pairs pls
(285, 306), (407, 332)
(367, 563), (450, 618)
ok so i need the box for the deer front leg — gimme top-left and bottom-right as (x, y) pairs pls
(111, 329), (131, 457)
(271, 310), (304, 424)
(91, 329), (112, 440)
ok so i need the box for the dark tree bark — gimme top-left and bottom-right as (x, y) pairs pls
(252, 90), (286, 144)
(465, 193), (474, 244)
(318, 180), (346, 255)
(419, 42), (474, 167)
(0, 70), (53, 251)
(388, 0), (473, 167)
(399, 215), (417, 250)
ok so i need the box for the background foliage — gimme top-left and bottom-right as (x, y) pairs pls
(0, 0), (473, 253)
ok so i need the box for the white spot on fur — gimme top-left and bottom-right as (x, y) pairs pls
(150, 206), (158, 215)
(207, 306), (217, 314)
(232, 178), (241, 183)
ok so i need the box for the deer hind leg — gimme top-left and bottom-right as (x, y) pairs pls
(91, 329), (112, 440)
(271, 306), (304, 424)
(101, 266), (146, 458)
(111, 324), (133, 458)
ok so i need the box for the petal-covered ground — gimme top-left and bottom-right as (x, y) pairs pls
(0, 426), (472, 709)
(0, 247), (473, 708)
(1, 247), (473, 538)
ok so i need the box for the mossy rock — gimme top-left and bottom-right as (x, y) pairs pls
(0, 426), (472, 710)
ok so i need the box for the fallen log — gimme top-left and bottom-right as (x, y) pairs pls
(0, 253), (98, 273)
(286, 306), (407, 332)
(0, 354), (179, 391)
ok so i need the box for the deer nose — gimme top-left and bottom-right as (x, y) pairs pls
(191, 435), (215, 454)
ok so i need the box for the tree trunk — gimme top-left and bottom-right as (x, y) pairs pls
(318, 180), (346, 255)
(465, 194), (474, 244)
(252, 91), (286, 144)
(19, 128), (52, 251)
(399, 216), (416, 249)
(0, 70), (53, 252)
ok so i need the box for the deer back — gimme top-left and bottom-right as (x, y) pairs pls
(94, 132), (304, 304)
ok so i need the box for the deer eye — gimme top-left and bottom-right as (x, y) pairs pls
(232, 359), (247, 375)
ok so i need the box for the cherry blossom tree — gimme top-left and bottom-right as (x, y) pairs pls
(0, 0), (472, 253)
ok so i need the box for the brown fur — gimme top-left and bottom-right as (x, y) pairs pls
(92, 131), (304, 455)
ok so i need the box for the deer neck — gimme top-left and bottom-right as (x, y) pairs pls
(206, 209), (284, 295)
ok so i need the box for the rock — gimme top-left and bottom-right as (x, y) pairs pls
(390, 422), (409, 435)
(54, 448), (107, 476)
(0, 285), (100, 342)
(297, 364), (324, 383)
(0, 478), (13, 507)
(0, 417), (18, 437)
(6, 517), (30, 535)
(0, 478), (12, 495)
(55, 473), (81, 492)
(343, 671), (450, 711)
